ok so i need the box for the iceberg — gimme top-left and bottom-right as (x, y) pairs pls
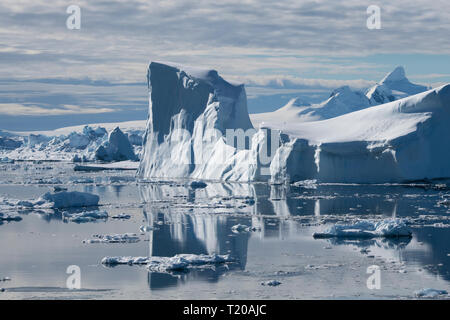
(101, 253), (235, 272)
(251, 66), (428, 126)
(95, 127), (138, 162)
(312, 219), (412, 239)
(138, 61), (450, 183)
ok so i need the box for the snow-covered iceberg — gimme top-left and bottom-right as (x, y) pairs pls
(101, 253), (235, 272)
(138, 61), (450, 183)
(313, 219), (412, 239)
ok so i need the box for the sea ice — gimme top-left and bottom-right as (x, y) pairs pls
(64, 210), (108, 223)
(83, 233), (140, 244)
(101, 253), (235, 272)
(414, 288), (448, 298)
(261, 280), (282, 286)
(313, 219), (412, 239)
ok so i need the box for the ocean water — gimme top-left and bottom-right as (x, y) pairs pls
(0, 162), (449, 299)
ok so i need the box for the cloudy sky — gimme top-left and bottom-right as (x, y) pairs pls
(1, 0), (449, 130)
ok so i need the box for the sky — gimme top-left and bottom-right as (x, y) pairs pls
(0, 0), (449, 131)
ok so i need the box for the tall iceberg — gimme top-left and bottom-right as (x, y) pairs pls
(138, 62), (277, 181)
(138, 61), (450, 183)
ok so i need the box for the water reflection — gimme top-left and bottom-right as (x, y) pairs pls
(138, 181), (450, 290)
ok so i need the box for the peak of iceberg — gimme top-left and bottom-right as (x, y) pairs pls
(381, 66), (407, 83)
(95, 127), (137, 162)
(281, 97), (310, 110)
(366, 66), (428, 104)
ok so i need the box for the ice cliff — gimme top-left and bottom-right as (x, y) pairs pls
(139, 62), (450, 183)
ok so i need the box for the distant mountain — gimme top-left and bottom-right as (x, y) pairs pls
(251, 66), (429, 127)
(366, 66), (429, 104)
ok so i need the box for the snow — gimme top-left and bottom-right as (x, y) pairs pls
(313, 219), (412, 239)
(38, 191), (100, 209)
(366, 67), (428, 105)
(138, 61), (450, 183)
(251, 66), (428, 127)
(101, 253), (235, 272)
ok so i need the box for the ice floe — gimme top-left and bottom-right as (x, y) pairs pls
(414, 288), (448, 298)
(261, 280), (282, 286)
(313, 219), (412, 239)
(83, 233), (140, 244)
(64, 210), (108, 223)
(101, 253), (235, 272)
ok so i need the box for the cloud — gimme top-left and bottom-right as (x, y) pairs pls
(0, 103), (114, 116)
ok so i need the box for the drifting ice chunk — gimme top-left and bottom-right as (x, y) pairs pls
(414, 288), (448, 298)
(65, 210), (108, 223)
(83, 233), (139, 243)
(39, 191), (100, 208)
(313, 219), (412, 239)
(261, 280), (282, 286)
(95, 127), (137, 162)
(101, 253), (235, 272)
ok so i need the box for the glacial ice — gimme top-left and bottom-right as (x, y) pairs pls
(83, 233), (140, 244)
(64, 210), (108, 223)
(313, 219), (412, 239)
(95, 127), (138, 162)
(414, 288), (448, 298)
(101, 253), (235, 272)
(0, 123), (144, 162)
(138, 61), (450, 183)
(251, 66), (428, 126)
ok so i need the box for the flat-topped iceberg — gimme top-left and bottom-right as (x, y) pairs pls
(138, 62), (450, 183)
(313, 219), (412, 239)
(101, 253), (235, 272)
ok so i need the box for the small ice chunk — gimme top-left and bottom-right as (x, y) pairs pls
(111, 213), (131, 220)
(65, 210), (108, 223)
(313, 219), (412, 239)
(139, 225), (153, 232)
(101, 254), (235, 273)
(261, 280), (282, 286)
(414, 288), (448, 298)
(83, 233), (140, 244)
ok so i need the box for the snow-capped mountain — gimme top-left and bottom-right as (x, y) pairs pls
(366, 66), (429, 104)
(251, 66), (428, 127)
